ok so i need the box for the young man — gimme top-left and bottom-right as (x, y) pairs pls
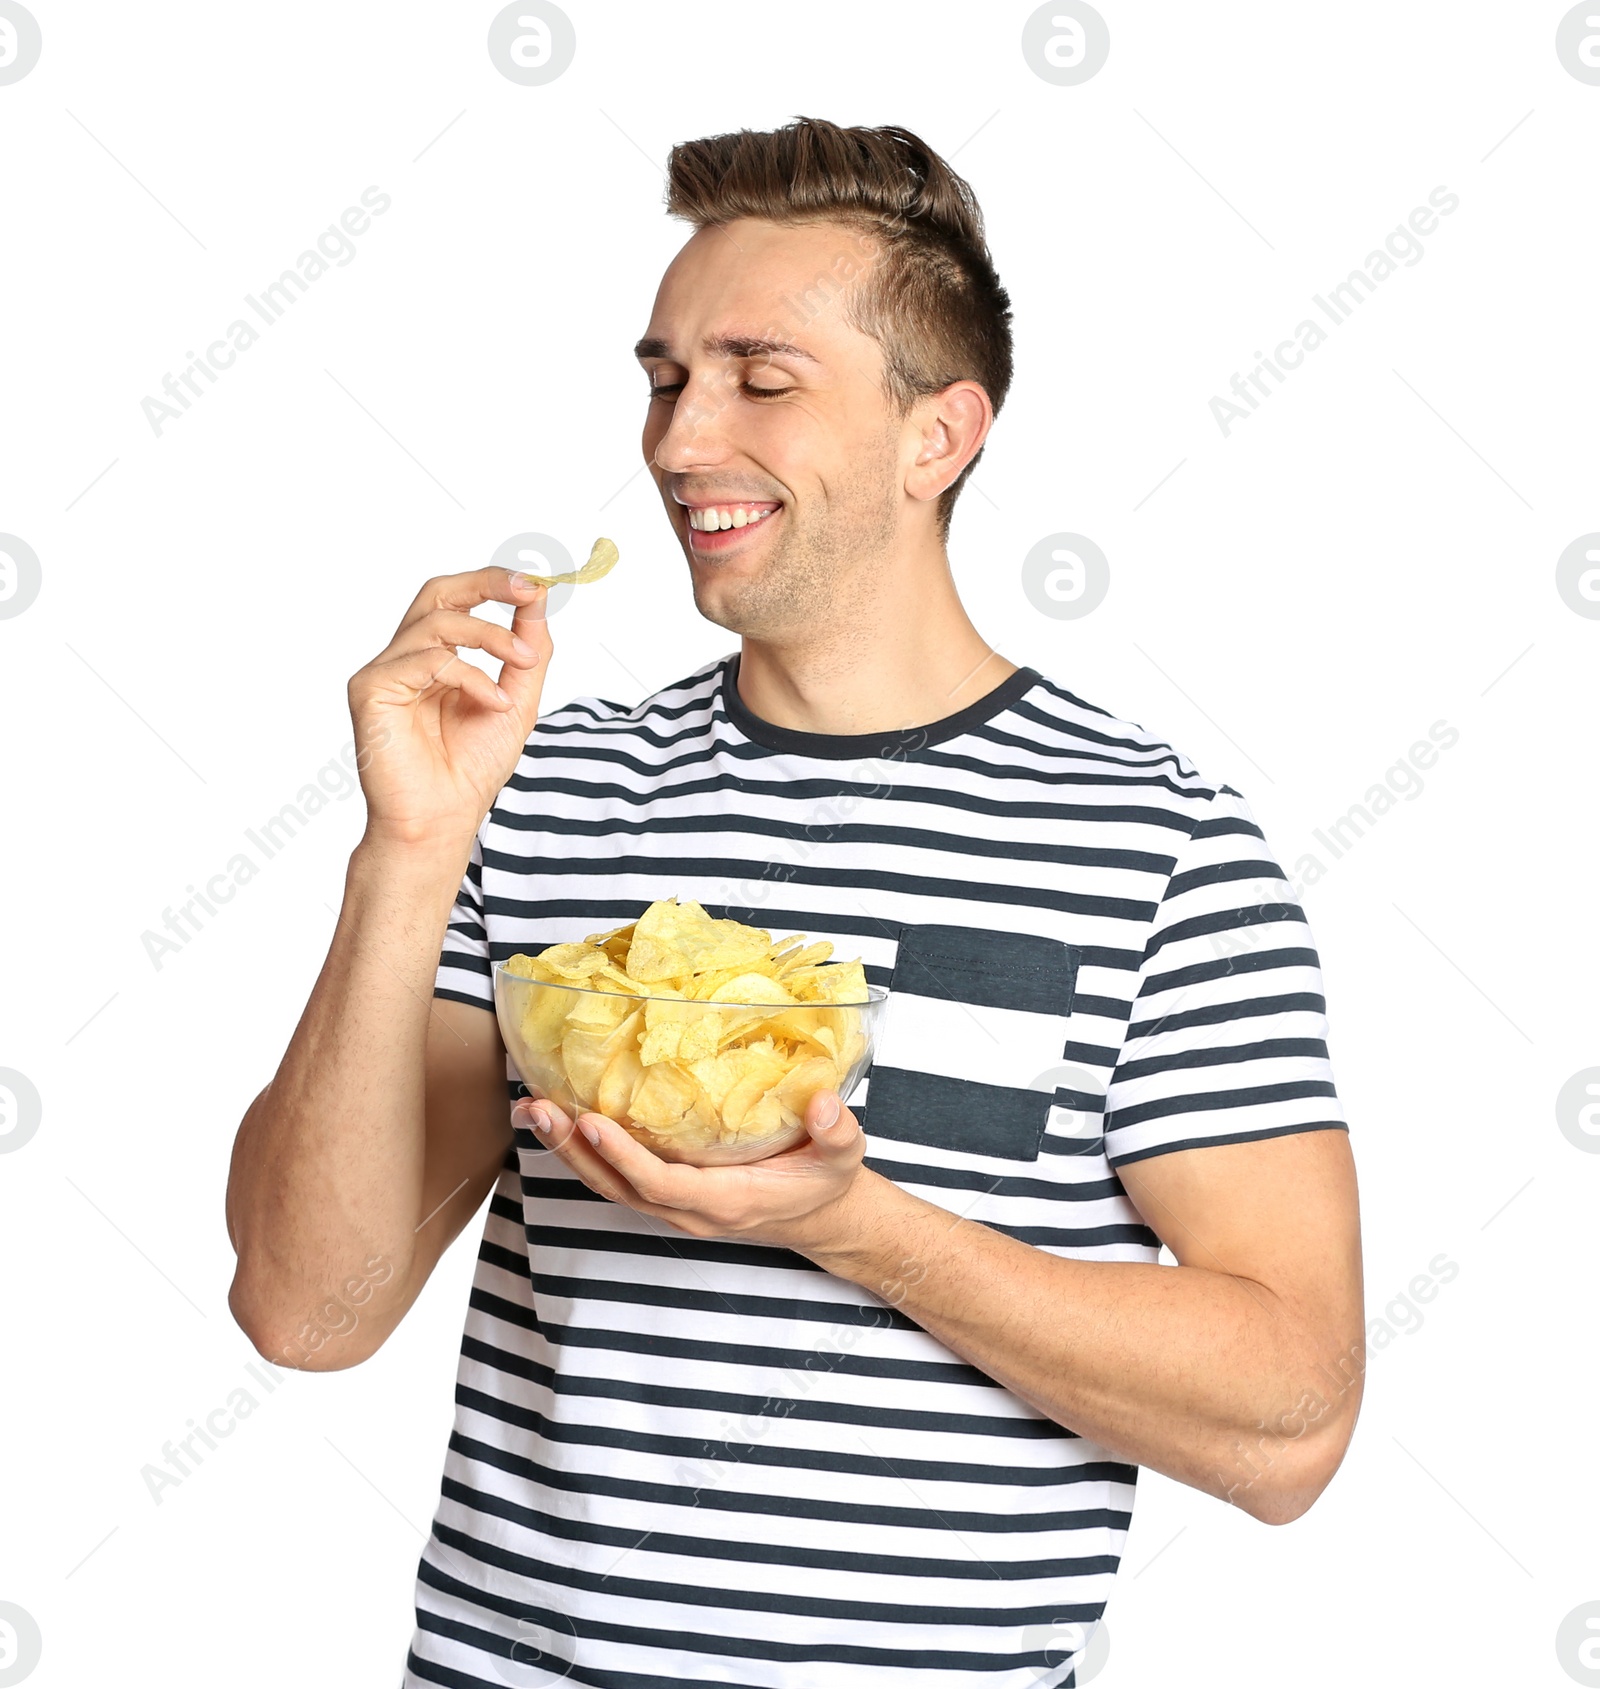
(226, 118), (1363, 1687)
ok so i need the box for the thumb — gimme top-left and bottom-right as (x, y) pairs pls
(805, 1090), (857, 1153)
(499, 582), (553, 725)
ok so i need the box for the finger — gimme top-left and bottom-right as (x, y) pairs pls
(358, 646), (512, 714)
(803, 1091), (862, 1160)
(393, 567), (547, 640)
(500, 591), (554, 722)
(524, 1098), (639, 1205)
(382, 609), (545, 672)
(574, 1111), (701, 1210)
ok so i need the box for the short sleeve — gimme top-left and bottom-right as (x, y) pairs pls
(1102, 783), (1348, 1168)
(434, 822), (494, 1011)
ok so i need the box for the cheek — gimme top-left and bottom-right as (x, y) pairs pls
(750, 396), (837, 462)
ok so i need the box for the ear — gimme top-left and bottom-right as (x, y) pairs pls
(903, 380), (993, 506)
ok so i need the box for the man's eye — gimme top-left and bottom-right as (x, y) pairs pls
(646, 381), (795, 401)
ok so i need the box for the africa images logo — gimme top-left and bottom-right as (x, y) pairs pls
(486, 1), (577, 84)
(0, 1), (42, 85)
(0, 535), (41, 620)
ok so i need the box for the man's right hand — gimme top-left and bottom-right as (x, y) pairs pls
(347, 567), (553, 852)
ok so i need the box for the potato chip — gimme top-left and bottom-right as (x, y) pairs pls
(537, 943), (613, 980)
(704, 973), (792, 1004)
(683, 961), (775, 1001)
(784, 959), (870, 1004)
(565, 989), (635, 1036)
(517, 980), (581, 1054)
(775, 1055), (841, 1110)
(585, 922), (637, 968)
(639, 997), (723, 1066)
(628, 1059), (699, 1129)
(596, 1042), (644, 1121)
(732, 1003), (836, 1057)
(624, 897), (773, 985)
(561, 1006), (642, 1103)
(715, 1039), (794, 1131)
(681, 1049), (745, 1115)
(771, 940), (834, 976)
(518, 536), (620, 589)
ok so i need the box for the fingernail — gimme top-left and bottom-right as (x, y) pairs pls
(493, 684), (511, 704)
(508, 572), (535, 591)
(511, 636), (534, 657)
(816, 1094), (840, 1128)
(529, 1105), (552, 1134)
(579, 1121), (600, 1146)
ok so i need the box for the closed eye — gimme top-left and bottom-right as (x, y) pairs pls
(648, 381), (795, 401)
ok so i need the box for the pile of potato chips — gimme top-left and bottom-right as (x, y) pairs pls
(501, 897), (872, 1156)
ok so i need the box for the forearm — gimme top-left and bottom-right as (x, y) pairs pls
(225, 832), (469, 1347)
(802, 1171), (1359, 1521)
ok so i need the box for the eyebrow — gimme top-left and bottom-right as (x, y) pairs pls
(633, 333), (820, 366)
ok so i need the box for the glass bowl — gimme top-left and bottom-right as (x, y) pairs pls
(494, 964), (887, 1166)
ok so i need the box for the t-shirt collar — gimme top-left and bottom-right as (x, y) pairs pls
(718, 652), (1039, 761)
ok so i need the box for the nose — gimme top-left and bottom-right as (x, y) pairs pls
(648, 367), (739, 474)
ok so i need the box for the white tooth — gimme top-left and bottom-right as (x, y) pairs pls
(731, 508), (748, 528)
(718, 509), (733, 529)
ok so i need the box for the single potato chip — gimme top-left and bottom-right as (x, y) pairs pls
(518, 536), (620, 589)
(536, 943), (610, 979)
(625, 897), (774, 985)
(772, 940), (833, 975)
(597, 1042), (644, 1121)
(706, 973), (794, 1006)
(628, 1059), (699, 1130)
(784, 959), (870, 1004)
(585, 922), (637, 968)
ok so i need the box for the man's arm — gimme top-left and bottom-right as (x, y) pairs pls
(800, 1126), (1364, 1525)
(224, 565), (553, 1370)
(224, 859), (511, 1370)
(522, 1095), (1363, 1526)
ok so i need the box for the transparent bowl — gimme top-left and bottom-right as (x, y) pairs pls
(494, 964), (887, 1166)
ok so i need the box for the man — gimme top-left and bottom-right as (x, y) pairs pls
(226, 117), (1363, 1687)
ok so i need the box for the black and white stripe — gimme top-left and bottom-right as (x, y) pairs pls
(407, 653), (1346, 1688)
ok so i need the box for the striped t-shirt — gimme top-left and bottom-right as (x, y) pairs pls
(407, 652), (1347, 1689)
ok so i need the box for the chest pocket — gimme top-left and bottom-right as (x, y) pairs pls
(860, 924), (1083, 1163)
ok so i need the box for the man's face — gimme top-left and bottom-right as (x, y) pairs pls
(636, 217), (911, 641)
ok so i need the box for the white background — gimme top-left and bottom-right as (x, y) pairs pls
(1, 2), (1597, 1684)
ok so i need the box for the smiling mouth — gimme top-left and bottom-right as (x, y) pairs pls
(681, 501), (782, 555)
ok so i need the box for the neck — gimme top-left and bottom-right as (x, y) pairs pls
(734, 547), (1018, 736)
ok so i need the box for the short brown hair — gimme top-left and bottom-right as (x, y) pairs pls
(664, 116), (1014, 542)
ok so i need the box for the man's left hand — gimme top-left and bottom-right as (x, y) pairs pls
(514, 1089), (875, 1251)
